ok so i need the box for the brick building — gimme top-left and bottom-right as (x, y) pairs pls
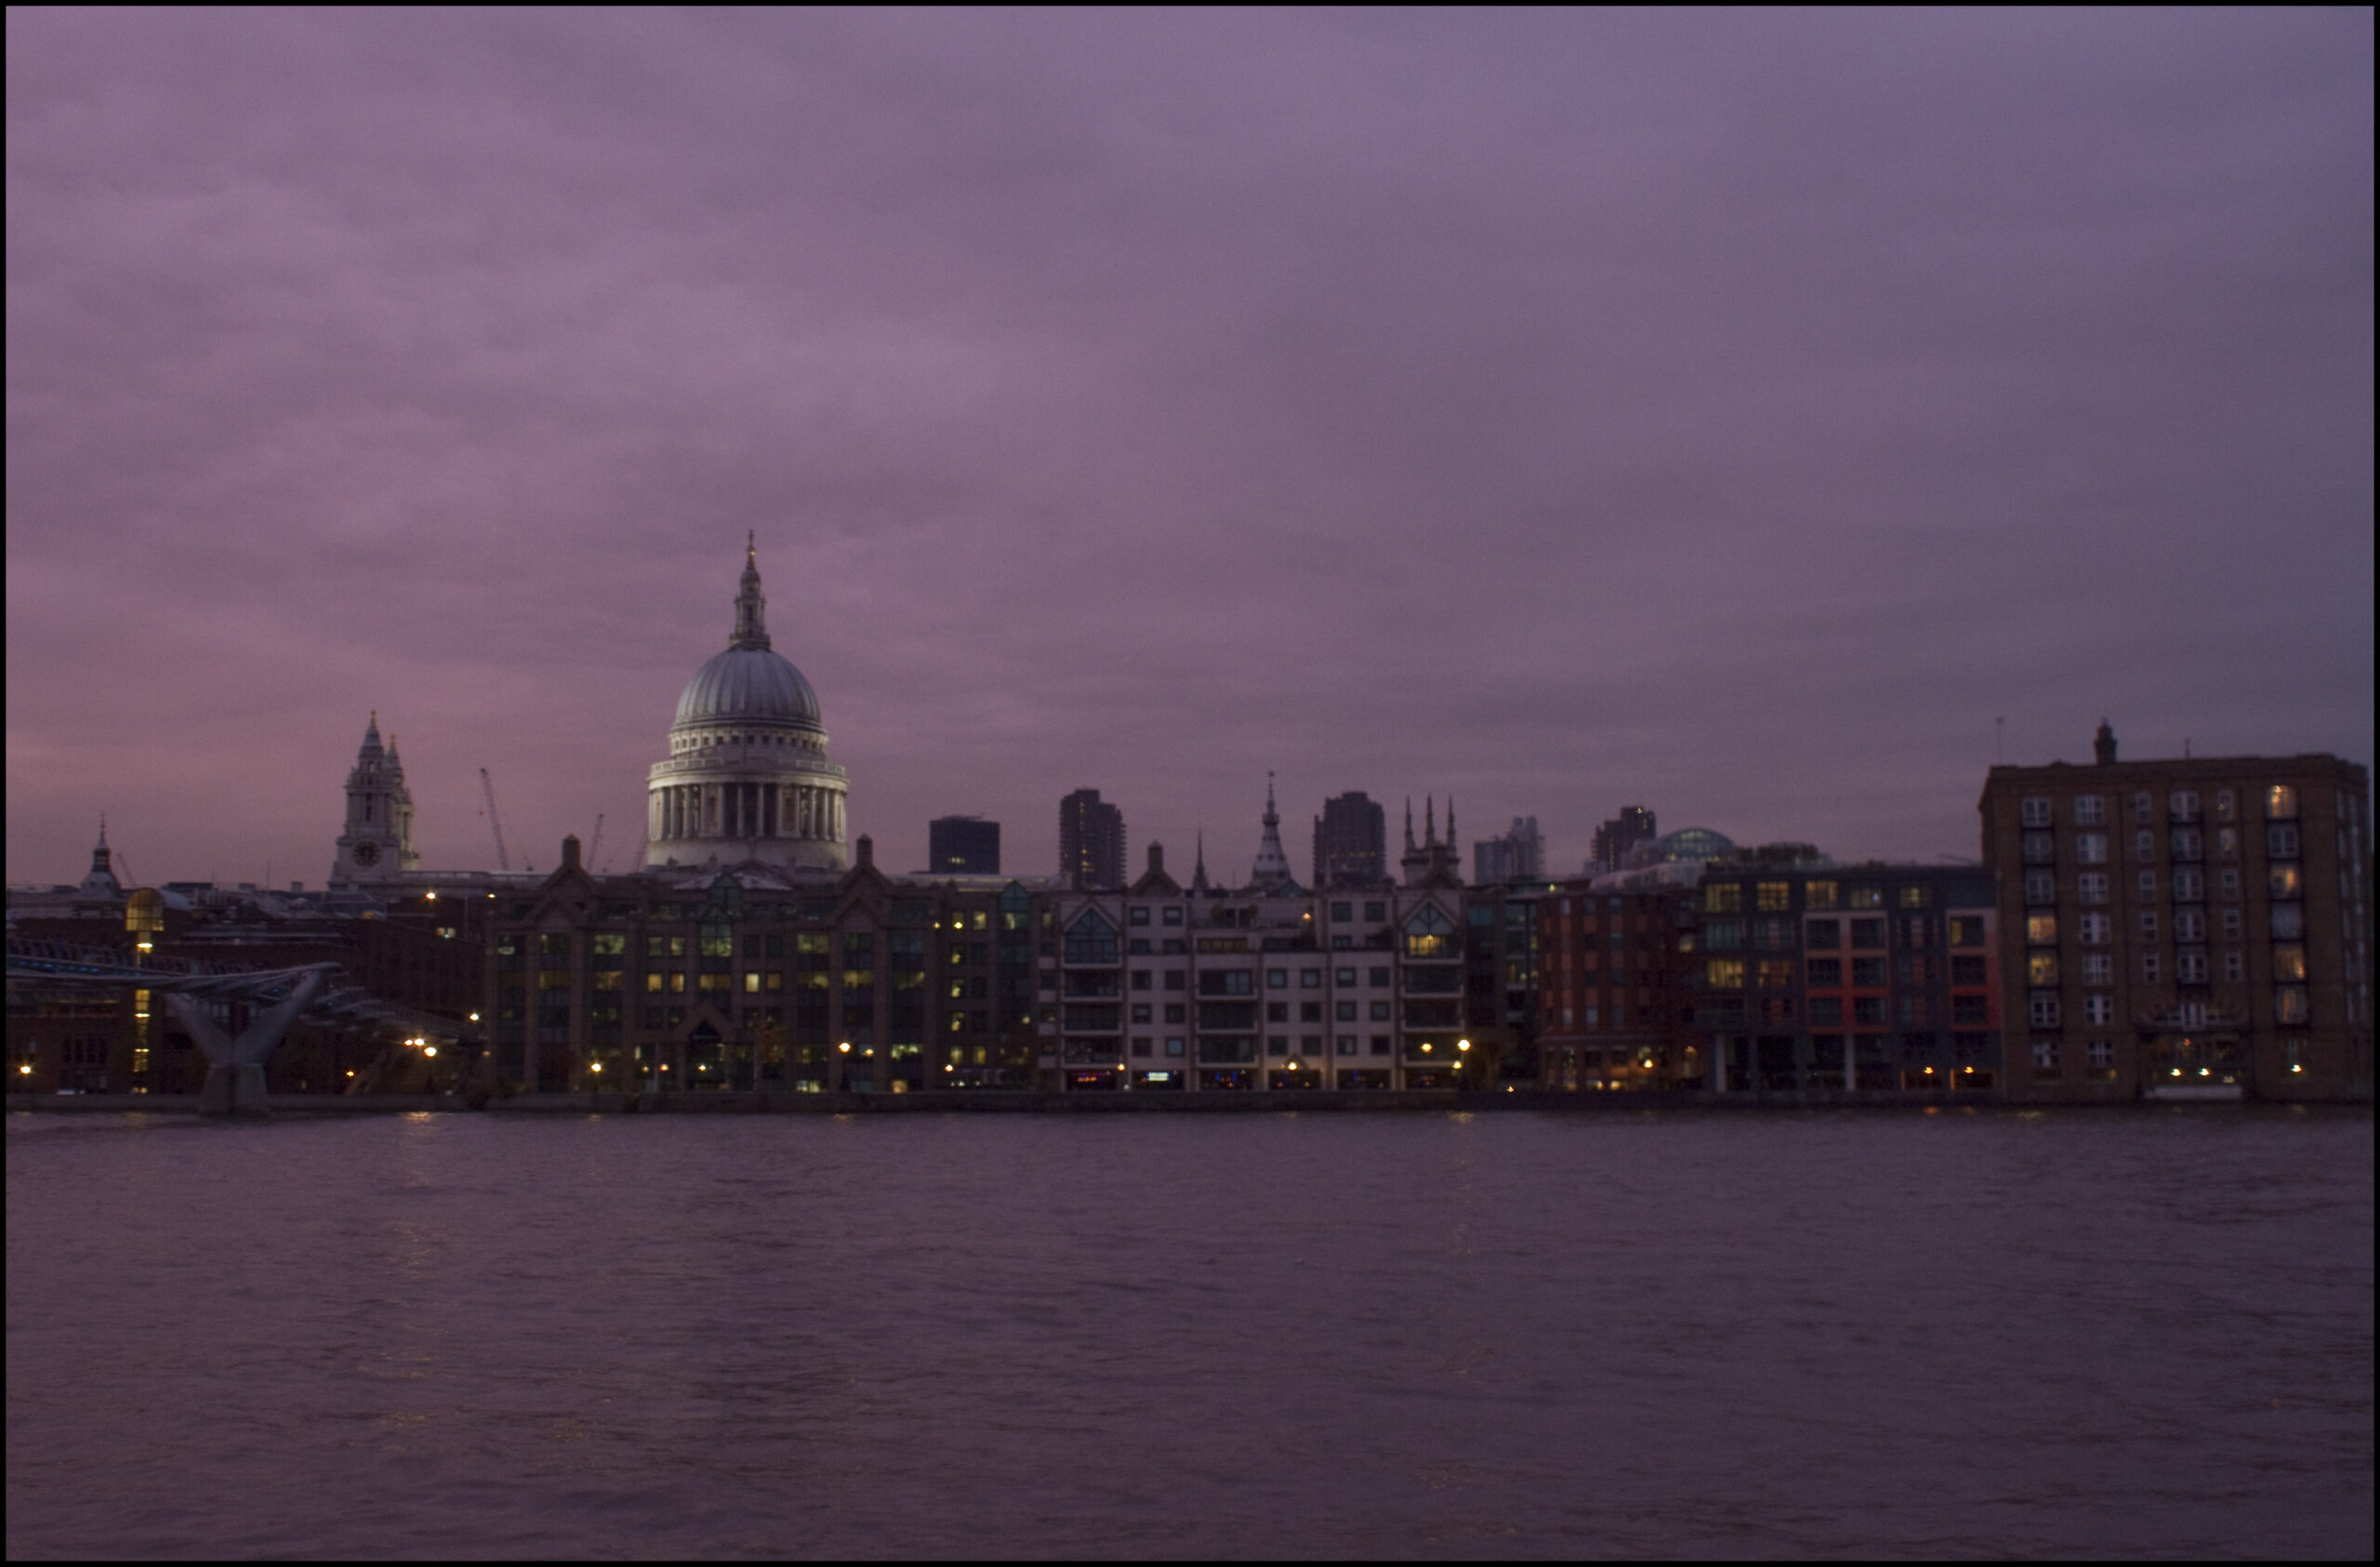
(1981, 724), (2372, 1101)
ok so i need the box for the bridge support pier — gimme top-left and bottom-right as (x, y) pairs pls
(165, 971), (326, 1118)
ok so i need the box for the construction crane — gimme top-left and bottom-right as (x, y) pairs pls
(588, 813), (605, 874)
(479, 769), (510, 872)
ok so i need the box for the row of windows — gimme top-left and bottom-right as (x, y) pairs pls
(2023, 825), (2299, 864)
(2030, 982), (2307, 1027)
(1703, 881), (1933, 914)
(2025, 865), (2304, 905)
(2019, 785), (2299, 829)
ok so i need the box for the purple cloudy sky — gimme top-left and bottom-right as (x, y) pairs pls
(7, 8), (2373, 889)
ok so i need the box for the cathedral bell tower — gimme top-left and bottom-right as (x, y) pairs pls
(332, 712), (419, 886)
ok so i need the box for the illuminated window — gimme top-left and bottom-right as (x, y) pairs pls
(1848, 886), (1883, 910)
(1804, 881), (1839, 911)
(2275, 987), (2308, 1024)
(1948, 916), (1986, 947)
(2026, 914), (2058, 945)
(2268, 864), (2302, 901)
(1703, 884), (1741, 914)
(2214, 790), (2235, 820)
(1403, 906), (1455, 960)
(2215, 827), (2239, 858)
(1706, 958), (1745, 990)
(1756, 882), (1791, 912)
(2029, 953), (2059, 986)
(2272, 944), (2307, 981)
(2265, 785), (2298, 821)
(1758, 959), (1793, 989)
(1898, 885), (1929, 909)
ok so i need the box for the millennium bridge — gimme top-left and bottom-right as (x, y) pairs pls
(6, 933), (481, 1115)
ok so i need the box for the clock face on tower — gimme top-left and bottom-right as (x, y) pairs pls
(352, 841), (380, 867)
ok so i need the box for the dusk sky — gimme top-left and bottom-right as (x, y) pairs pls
(7, 8), (2372, 889)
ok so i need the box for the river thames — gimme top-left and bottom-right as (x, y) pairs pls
(7, 1106), (2371, 1559)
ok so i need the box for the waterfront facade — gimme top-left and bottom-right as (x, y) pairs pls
(1536, 882), (1700, 1090)
(487, 835), (1037, 1092)
(1981, 726), (2372, 1101)
(1040, 837), (1490, 1091)
(1689, 861), (2003, 1095)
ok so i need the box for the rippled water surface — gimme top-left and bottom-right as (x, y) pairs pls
(7, 1107), (2371, 1559)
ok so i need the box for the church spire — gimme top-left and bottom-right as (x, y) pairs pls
(1192, 829), (1210, 892)
(79, 816), (122, 899)
(732, 536), (771, 650)
(1404, 797), (1415, 853)
(1251, 772), (1290, 888)
(362, 711), (383, 754)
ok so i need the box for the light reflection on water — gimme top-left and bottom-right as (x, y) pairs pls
(7, 1108), (2372, 1559)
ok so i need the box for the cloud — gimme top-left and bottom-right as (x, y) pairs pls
(7, 8), (2371, 885)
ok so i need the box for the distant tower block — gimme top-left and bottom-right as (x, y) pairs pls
(1059, 788), (1125, 889)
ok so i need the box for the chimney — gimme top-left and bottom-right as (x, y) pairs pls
(2094, 720), (2118, 766)
(856, 834), (874, 870)
(561, 835), (581, 870)
(1148, 842), (1165, 876)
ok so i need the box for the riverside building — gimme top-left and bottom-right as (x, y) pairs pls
(1981, 724), (2372, 1101)
(1038, 797), (1492, 1091)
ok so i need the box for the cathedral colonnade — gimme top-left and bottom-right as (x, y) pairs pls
(646, 781), (845, 844)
